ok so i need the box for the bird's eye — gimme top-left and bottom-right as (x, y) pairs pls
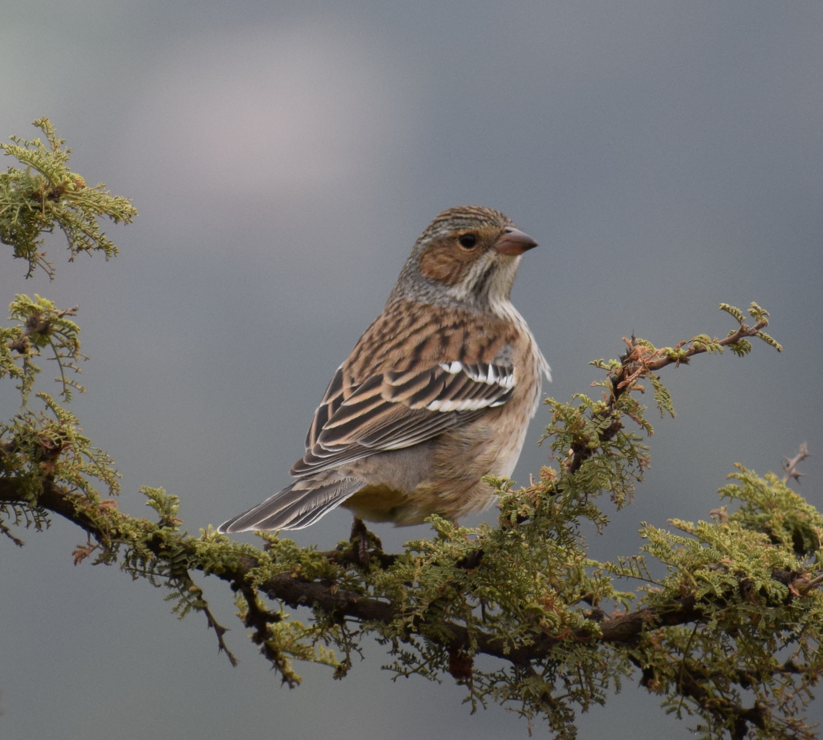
(458, 233), (478, 250)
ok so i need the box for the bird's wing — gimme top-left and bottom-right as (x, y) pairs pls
(291, 359), (515, 477)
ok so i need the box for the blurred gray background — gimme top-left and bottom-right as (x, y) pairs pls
(2, 1), (822, 738)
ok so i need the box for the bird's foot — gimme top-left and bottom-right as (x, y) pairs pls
(327, 518), (395, 569)
(350, 517), (372, 566)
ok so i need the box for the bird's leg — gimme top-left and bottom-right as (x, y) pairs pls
(350, 517), (371, 566)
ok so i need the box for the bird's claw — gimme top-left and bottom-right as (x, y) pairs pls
(350, 517), (372, 566)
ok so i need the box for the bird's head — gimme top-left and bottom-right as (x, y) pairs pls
(391, 206), (539, 313)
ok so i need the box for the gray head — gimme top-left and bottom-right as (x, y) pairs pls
(389, 206), (539, 313)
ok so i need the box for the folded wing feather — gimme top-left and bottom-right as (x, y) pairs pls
(291, 360), (515, 477)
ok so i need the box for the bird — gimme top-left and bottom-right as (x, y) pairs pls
(218, 205), (550, 534)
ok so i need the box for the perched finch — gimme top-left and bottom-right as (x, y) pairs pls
(219, 206), (550, 533)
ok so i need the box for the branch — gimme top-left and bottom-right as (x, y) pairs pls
(0, 477), (816, 664)
(783, 442), (810, 483)
(566, 302), (780, 477)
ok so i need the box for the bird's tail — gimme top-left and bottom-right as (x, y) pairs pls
(217, 474), (364, 533)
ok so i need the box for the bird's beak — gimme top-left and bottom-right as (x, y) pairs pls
(494, 227), (539, 256)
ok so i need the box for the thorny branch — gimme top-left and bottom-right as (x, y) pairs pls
(0, 476), (817, 664)
(566, 304), (779, 476)
(783, 442), (810, 483)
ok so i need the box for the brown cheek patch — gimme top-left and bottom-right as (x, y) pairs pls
(418, 239), (468, 286)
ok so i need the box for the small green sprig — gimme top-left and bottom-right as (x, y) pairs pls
(0, 392), (120, 502)
(1, 294), (86, 403)
(0, 117), (136, 277)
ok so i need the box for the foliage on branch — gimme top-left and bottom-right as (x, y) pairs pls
(1, 294), (85, 403)
(0, 117), (136, 278)
(1, 121), (820, 740)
